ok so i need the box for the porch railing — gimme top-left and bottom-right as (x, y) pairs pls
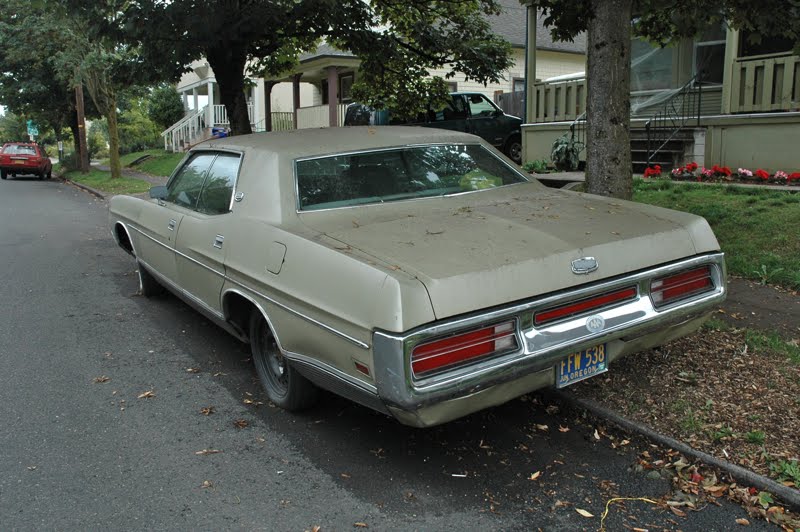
(730, 52), (799, 113)
(162, 106), (206, 152)
(645, 73), (703, 167)
(271, 112), (295, 131)
(212, 103), (255, 126)
(297, 103), (348, 129)
(532, 78), (587, 123)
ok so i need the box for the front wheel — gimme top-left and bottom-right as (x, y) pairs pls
(0, 169), (6, 180)
(504, 135), (522, 164)
(249, 311), (318, 411)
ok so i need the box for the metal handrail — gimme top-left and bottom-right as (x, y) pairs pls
(569, 111), (587, 156)
(645, 73), (703, 167)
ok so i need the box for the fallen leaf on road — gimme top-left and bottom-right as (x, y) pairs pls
(558, 425), (570, 432)
(354, 523), (368, 528)
(200, 407), (215, 416)
(186, 367), (200, 373)
(233, 419), (249, 429)
(575, 508), (594, 518)
(529, 471), (541, 480)
(201, 480), (213, 488)
(670, 507), (687, 517)
(735, 518), (750, 525)
(137, 390), (155, 399)
(593, 429), (601, 440)
(93, 376), (110, 383)
(311, 527), (321, 532)
(340, 473), (351, 479)
(195, 449), (222, 455)
(535, 424), (549, 431)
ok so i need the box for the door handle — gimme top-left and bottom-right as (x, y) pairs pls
(168, 219), (177, 231)
(213, 235), (225, 249)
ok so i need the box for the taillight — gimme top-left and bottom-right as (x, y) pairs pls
(534, 286), (638, 327)
(411, 321), (517, 378)
(650, 266), (714, 308)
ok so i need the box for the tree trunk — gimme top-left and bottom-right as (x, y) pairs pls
(585, 0), (633, 200)
(207, 48), (252, 136)
(75, 85), (89, 173)
(106, 97), (122, 179)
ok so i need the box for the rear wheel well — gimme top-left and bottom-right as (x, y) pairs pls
(115, 224), (134, 255)
(224, 292), (259, 340)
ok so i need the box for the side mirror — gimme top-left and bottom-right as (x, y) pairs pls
(149, 185), (168, 200)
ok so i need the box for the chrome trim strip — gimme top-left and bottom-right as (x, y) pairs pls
(224, 277), (370, 350)
(127, 225), (369, 350)
(283, 351), (379, 395)
(372, 253), (726, 411)
(138, 257), (225, 322)
(128, 224), (227, 279)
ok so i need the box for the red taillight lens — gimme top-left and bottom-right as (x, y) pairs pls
(411, 321), (517, 378)
(534, 286), (638, 327)
(650, 266), (714, 308)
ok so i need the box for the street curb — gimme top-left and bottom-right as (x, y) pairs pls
(59, 175), (106, 200)
(553, 390), (800, 511)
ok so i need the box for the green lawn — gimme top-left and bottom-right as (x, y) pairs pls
(65, 169), (151, 195)
(633, 178), (800, 289)
(132, 151), (185, 177)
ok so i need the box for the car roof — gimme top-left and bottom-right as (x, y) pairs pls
(197, 126), (484, 160)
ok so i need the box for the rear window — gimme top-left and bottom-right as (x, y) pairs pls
(2, 144), (37, 155)
(295, 144), (528, 211)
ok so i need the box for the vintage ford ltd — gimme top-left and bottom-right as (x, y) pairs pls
(109, 127), (726, 427)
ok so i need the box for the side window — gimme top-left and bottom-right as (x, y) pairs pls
(466, 94), (498, 118)
(166, 153), (216, 209)
(433, 95), (468, 122)
(197, 154), (240, 215)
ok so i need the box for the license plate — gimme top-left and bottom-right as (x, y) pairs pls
(555, 344), (607, 388)
(14, 160), (24, 164)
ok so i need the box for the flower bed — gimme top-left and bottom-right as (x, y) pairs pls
(641, 162), (800, 186)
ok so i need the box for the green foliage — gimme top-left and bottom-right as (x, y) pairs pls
(0, 112), (30, 142)
(134, 152), (185, 177)
(64, 169), (151, 195)
(633, 181), (800, 289)
(769, 460), (800, 485)
(147, 85), (185, 130)
(711, 426), (734, 442)
(523, 159), (549, 173)
(745, 430), (766, 445)
(118, 104), (161, 154)
(551, 133), (583, 171)
(87, 122), (108, 160)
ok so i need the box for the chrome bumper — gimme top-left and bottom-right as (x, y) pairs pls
(372, 253), (726, 427)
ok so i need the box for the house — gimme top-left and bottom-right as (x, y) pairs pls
(164, 0), (585, 151)
(520, 12), (800, 172)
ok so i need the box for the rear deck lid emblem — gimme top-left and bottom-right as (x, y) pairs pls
(571, 257), (598, 275)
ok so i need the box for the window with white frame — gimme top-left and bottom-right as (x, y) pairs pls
(694, 25), (727, 85)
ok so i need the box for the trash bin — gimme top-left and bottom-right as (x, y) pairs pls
(211, 127), (228, 138)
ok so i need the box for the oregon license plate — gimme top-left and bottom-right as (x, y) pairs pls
(555, 344), (607, 388)
(14, 160), (24, 164)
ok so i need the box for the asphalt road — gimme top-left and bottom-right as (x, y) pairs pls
(0, 176), (771, 531)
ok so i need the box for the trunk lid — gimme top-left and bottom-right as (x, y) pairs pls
(299, 183), (717, 320)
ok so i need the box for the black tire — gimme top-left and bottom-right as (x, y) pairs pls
(0, 169), (5, 180)
(249, 310), (318, 411)
(137, 261), (165, 297)
(504, 135), (522, 164)
(38, 171), (44, 180)
(46, 169), (52, 179)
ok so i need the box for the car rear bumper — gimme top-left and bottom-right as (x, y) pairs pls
(372, 253), (726, 427)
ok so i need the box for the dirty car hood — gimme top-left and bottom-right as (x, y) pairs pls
(299, 183), (719, 320)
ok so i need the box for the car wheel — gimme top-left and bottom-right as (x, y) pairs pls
(46, 169), (52, 179)
(0, 170), (5, 180)
(137, 261), (165, 297)
(38, 171), (44, 180)
(249, 310), (319, 411)
(504, 135), (522, 164)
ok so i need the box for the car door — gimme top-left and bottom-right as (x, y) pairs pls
(465, 93), (506, 149)
(134, 152), (216, 284)
(424, 94), (470, 133)
(174, 152), (241, 314)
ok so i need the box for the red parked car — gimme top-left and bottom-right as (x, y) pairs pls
(0, 142), (53, 180)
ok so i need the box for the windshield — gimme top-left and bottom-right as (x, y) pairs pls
(295, 144), (528, 211)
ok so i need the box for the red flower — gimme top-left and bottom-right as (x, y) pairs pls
(788, 172), (800, 182)
(686, 162), (699, 172)
(719, 166), (732, 177)
(755, 169), (770, 180)
(643, 165), (662, 178)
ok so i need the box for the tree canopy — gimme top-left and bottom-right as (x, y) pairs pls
(118, 0), (514, 134)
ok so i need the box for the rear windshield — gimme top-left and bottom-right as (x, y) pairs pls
(295, 144), (527, 211)
(2, 144), (37, 155)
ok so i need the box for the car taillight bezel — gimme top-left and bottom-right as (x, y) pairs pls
(410, 320), (519, 379)
(650, 265), (715, 309)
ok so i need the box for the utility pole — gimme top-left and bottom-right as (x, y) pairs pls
(75, 84), (89, 173)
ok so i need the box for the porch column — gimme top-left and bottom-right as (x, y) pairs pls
(292, 73), (302, 129)
(525, 5), (537, 124)
(206, 81), (215, 127)
(720, 29), (739, 115)
(252, 84), (260, 130)
(327, 67), (339, 127)
(182, 91), (189, 112)
(264, 81), (277, 132)
(192, 88), (198, 112)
